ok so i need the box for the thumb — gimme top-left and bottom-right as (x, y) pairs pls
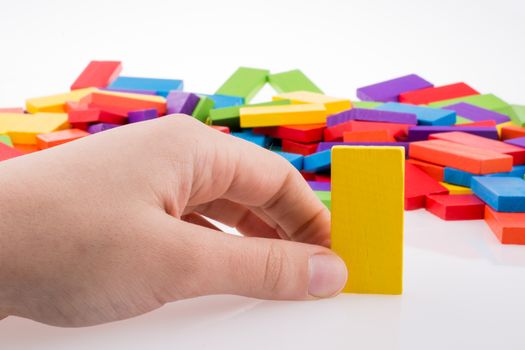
(158, 215), (348, 300)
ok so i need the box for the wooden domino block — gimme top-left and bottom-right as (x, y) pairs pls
(274, 151), (304, 170)
(484, 206), (525, 244)
(375, 102), (456, 126)
(209, 100), (291, 129)
(166, 91), (200, 115)
(314, 190), (331, 210)
(272, 91), (351, 115)
(209, 125), (230, 134)
(440, 182), (472, 195)
(505, 136), (525, 149)
(80, 90), (167, 117)
(71, 61), (122, 90)
(7, 113), (69, 145)
(406, 159), (444, 182)
(26, 88), (97, 114)
(0, 142), (24, 161)
(303, 149), (331, 172)
(281, 139), (319, 155)
(501, 125), (525, 140)
(399, 82), (479, 105)
(472, 177), (525, 212)
(407, 126), (498, 142)
(253, 124), (325, 143)
(268, 69), (323, 94)
(425, 194), (485, 220)
(457, 120), (497, 127)
(409, 139), (513, 174)
(510, 104), (525, 126)
(442, 102), (510, 124)
(192, 96), (215, 122)
(215, 67), (269, 103)
(331, 146), (404, 294)
(430, 131), (525, 165)
(240, 104), (327, 128)
(405, 162), (448, 210)
(36, 128), (90, 149)
(356, 74), (433, 102)
(429, 94), (512, 118)
(0, 134), (13, 146)
(327, 108), (417, 127)
(324, 120), (410, 142)
(343, 130), (395, 142)
(108, 76), (183, 97)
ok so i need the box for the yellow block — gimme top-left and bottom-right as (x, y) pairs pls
(273, 91), (352, 115)
(240, 104), (327, 128)
(331, 146), (404, 294)
(0, 113), (27, 134)
(6, 113), (69, 145)
(26, 88), (97, 114)
(440, 182), (473, 195)
(496, 121), (514, 137)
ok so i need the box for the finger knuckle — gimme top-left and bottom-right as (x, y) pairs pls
(262, 243), (288, 294)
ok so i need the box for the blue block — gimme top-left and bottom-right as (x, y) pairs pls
(303, 150), (331, 172)
(207, 94), (245, 109)
(444, 165), (525, 187)
(274, 151), (304, 170)
(108, 76), (183, 97)
(471, 177), (525, 212)
(231, 129), (269, 148)
(375, 102), (456, 126)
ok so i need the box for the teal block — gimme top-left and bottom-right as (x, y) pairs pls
(108, 76), (183, 97)
(471, 177), (525, 212)
(274, 151), (304, 170)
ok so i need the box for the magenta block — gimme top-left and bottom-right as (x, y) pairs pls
(407, 126), (498, 141)
(127, 108), (158, 123)
(356, 74), (433, 102)
(441, 102), (510, 124)
(88, 123), (120, 134)
(167, 91), (200, 115)
(327, 108), (417, 127)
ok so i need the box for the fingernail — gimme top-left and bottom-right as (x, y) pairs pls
(308, 254), (348, 298)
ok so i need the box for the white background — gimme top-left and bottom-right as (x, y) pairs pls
(1, 0), (525, 349)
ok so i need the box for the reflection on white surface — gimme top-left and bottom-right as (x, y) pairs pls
(2, 210), (525, 349)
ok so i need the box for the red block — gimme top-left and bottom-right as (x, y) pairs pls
(301, 171), (316, 181)
(405, 162), (448, 210)
(406, 159), (444, 182)
(36, 129), (90, 150)
(457, 120), (497, 127)
(81, 91), (166, 117)
(67, 102), (125, 124)
(425, 194), (485, 220)
(0, 107), (24, 113)
(210, 125), (230, 134)
(399, 82), (479, 105)
(324, 120), (409, 141)
(315, 174), (331, 182)
(282, 139), (319, 156)
(253, 124), (325, 143)
(484, 206), (525, 245)
(430, 131), (525, 165)
(71, 61), (122, 90)
(12, 144), (39, 154)
(343, 130), (395, 142)
(501, 125), (525, 140)
(0, 143), (24, 161)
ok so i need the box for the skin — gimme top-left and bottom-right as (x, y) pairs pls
(0, 115), (347, 327)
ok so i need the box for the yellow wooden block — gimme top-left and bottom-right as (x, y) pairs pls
(0, 113), (27, 134)
(440, 182), (473, 195)
(331, 146), (404, 295)
(7, 113), (69, 145)
(26, 88), (97, 114)
(273, 91), (352, 115)
(239, 104), (327, 128)
(496, 121), (514, 137)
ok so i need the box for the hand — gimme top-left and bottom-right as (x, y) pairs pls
(0, 115), (347, 327)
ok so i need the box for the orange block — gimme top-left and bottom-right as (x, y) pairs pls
(36, 129), (90, 149)
(80, 91), (166, 116)
(324, 120), (409, 142)
(484, 206), (525, 245)
(501, 125), (525, 140)
(409, 139), (513, 175)
(13, 143), (39, 154)
(406, 159), (444, 182)
(343, 130), (395, 142)
(399, 82), (479, 105)
(457, 120), (496, 127)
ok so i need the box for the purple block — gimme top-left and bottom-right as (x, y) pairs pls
(88, 123), (120, 134)
(441, 102), (510, 124)
(327, 108), (417, 127)
(317, 142), (409, 158)
(307, 181), (331, 191)
(356, 74), (433, 102)
(167, 91), (200, 115)
(505, 136), (525, 149)
(407, 126), (498, 141)
(102, 88), (157, 95)
(127, 108), (158, 123)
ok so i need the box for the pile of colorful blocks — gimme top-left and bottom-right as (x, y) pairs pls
(1, 62), (524, 245)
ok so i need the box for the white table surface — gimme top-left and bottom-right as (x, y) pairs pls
(1, 0), (525, 349)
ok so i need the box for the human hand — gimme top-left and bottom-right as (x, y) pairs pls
(0, 115), (347, 327)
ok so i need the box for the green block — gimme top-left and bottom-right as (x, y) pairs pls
(215, 67), (269, 103)
(429, 94), (511, 116)
(209, 99), (291, 129)
(454, 115), (472, 125)
(510, 105), (525, 127)
(0, 134), (13, 146)
(314, 191), (331, 210)
(192, 96), (215, 123)
(352, 101), (383, 109)
(268, 69), (323, 94)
